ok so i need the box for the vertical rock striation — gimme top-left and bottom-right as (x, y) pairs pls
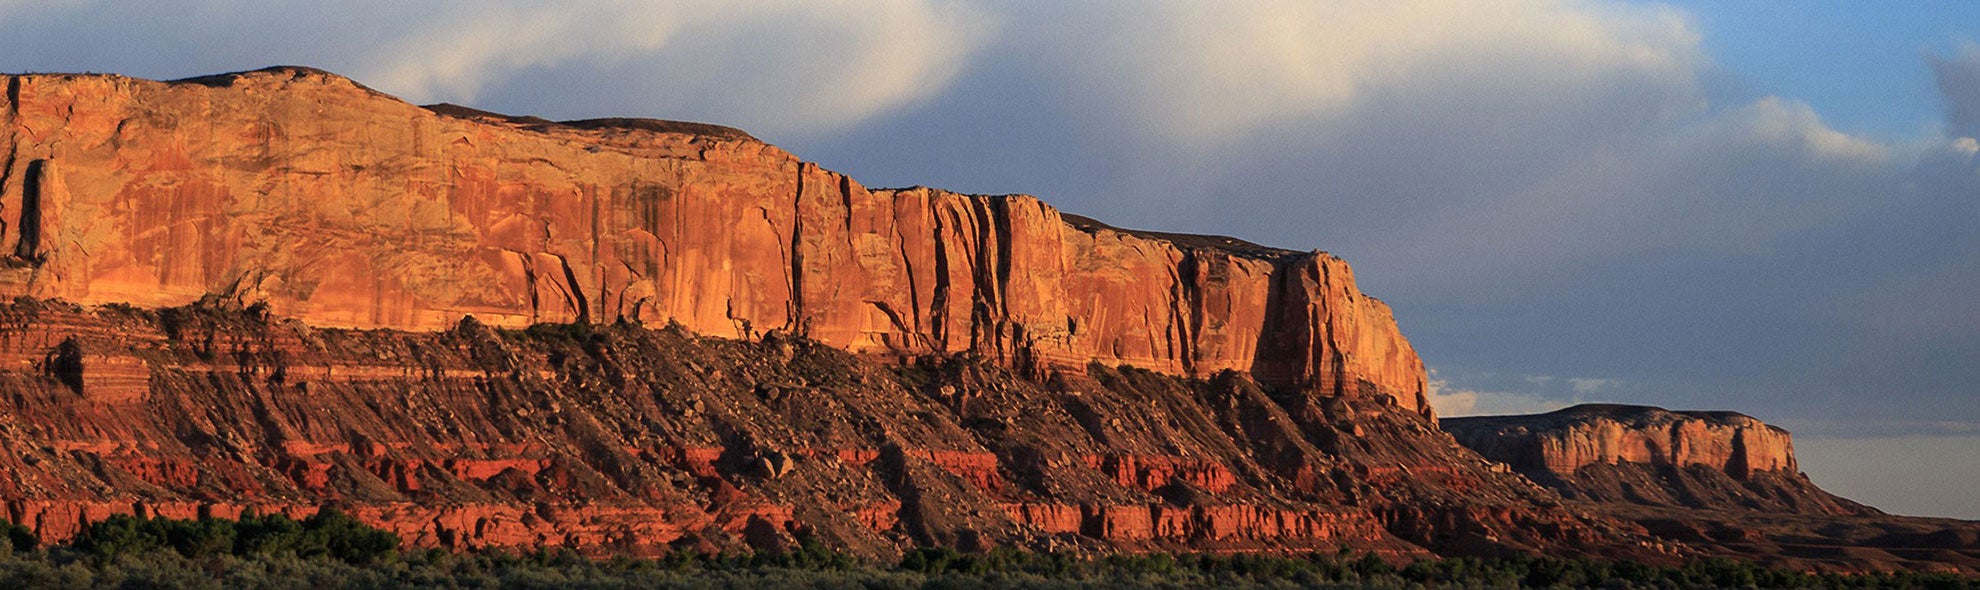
(0, 67), (1428, 415)
(1443, 404), (1870, 515)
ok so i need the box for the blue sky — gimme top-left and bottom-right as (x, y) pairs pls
(0, 1), (1972, 519)
(1671, 2), (1978, 139)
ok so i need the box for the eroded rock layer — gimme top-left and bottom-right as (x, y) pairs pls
(1445, 405), (1980, 573)
(1446, 405), (1793, 479)
(0, 66), (1973, 575)
(0, 67), (1426, 415)
(1442, 404), (1865, 514)
(1449, 403), (1877, 518)
(0, 300), (1655, 561)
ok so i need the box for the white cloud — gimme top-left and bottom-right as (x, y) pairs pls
(357, 0), (992, 136)
(1715, 97), (1888, 163)
(1427, 371), (1576, 417)
(988, 0), (1903, 299)
(0, 1), (993, 137)
(1566, 377), (1620, 395)
(1058, 0), (1704, 143)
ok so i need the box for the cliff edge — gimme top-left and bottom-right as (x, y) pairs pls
(0, 67), (1427, 416)
(1444, 404), (1871, 516)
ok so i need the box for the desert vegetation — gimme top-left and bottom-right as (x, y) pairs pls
(0, 514), (1970, 589)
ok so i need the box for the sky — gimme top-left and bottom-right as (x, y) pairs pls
(0, 1), (1973, 519)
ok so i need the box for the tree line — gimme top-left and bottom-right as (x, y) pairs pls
(0, 513), (1969, 589)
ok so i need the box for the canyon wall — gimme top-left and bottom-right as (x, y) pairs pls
(0, 67), (1427, 415)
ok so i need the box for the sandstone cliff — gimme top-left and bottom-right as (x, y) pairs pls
(0, 66), (1973, 574)
(1443, 404), (1870, 516)
(0, 67), (1427, 416)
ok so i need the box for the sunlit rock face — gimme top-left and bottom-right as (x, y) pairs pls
(0, 67), (1427, 416)
(1445, 404), (1793, 477)
(0, 67), (1973, 573)
(1444, 404), (1870, 515)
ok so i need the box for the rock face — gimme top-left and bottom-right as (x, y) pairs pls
(0, 67), (1427, 416)
(0, 300), (1654, 561)
(1445, 406), (1980, 573)
(1444, 404), (1794, 479)
(0, 67), (1974, 574)
(1443, 405), (1869, 515)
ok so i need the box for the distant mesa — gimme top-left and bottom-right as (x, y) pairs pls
(1445, 404), (1872, 516)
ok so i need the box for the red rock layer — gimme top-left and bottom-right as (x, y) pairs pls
(0, 301), (1668, 561)
(1444, 406), (1980, 573)
(1443, 404), (1796, 480)
(1442, 404), (1872, 516)
(0, 68), (1427, 415)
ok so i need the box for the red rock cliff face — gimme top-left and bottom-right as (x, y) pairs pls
(1442, 404), (1875, 516)
(0, 68), (1427, 416)
(1443, 404), (1796, 479)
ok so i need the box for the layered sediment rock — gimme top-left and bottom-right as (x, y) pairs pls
(0, 300), (1651, 561)
(1444, 404), (1794, 478)
(1443, 405), (1869, 515)
(0, 66), (1970, 574)
(1443, 406), (1980, 573)
(0, 67), (1426, 415)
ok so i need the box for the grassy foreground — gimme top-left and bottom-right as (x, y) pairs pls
(0, 513), (1971, 589)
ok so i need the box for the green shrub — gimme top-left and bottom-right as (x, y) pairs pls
(0, 519), (37, 553)
(26, 511), (1980, 588)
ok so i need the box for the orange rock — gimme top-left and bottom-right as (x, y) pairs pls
(0, 68), (1428, 415)
(1444, 404), (1796, 478)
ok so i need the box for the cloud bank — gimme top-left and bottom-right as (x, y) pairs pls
(357, 0), (991, 137)
(0, 0), (990, 138)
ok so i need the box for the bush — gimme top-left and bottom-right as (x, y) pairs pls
(0, 520), (37, 553)
(72, 509), (396, 565)
(24, 512), (1980, 588)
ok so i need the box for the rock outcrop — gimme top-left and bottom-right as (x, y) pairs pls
(1443, 405), (1870, 515)
(0, 67), (1427, 416)
(0, 66), (1974, 574)
(1444, 406), (1980, 573)
(0, 300), (1655, 562)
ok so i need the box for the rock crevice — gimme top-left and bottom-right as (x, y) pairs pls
(0, 69), (1427, 414)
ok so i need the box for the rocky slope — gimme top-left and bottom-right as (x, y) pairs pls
(0, 67), (1426, 416)
(1443, 404), (1866, 515)
(1447, 405), (1980, 573)
(0, 299), (1662, 562)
